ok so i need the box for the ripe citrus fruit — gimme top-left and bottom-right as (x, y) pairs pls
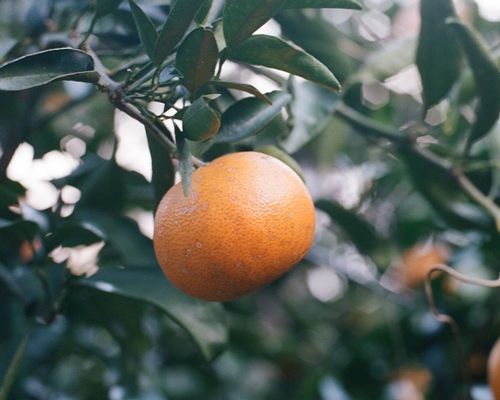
(392, 242), (449, 289)
(488, 337), (500, 399)
(153, 151), (315, 302)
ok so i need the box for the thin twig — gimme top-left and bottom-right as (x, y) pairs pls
(425, 264), (500, 399)
(456, 172), (500, 228)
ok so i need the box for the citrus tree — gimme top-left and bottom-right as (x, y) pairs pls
(1, 0), (500, 399)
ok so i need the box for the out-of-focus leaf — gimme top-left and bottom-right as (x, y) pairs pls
(213, 90), (292, 143)
(283, 0), (361, 9)
(315, 199), (392, 266)
(194, 0), (213, 25)
(0, 219), (39, 241)
(274, 9), (355, 83)
(0, 38), (17, 63)
(348, 36), (417, 84)
(0, 48), (99, 91)
(229, 35), (340, 92)
(416, 0), (462, 109)
(129, 0), (158, 62)
(80, 267), (228, 360)
(396, 146), (493, 231)
(44, 222), (106, 253)
(448, 19), (500, 144)
(223, 0), (286, 49)
(176, 28), (218, 93)
(256, 145), (305, 181)
(96, 0), (124, 17)
(281, 78), (339, 153)
(74, 158), (126, 212)
(146, 128), (175, 211)
(175, 125), (194, 197)
(72, 210), (157, 267)
(183, 96), (221, 141)
(209, 80), (272, 104)
(25, 0), (52, 36)
(153, 0), (206, 66)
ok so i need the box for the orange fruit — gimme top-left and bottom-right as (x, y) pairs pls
(488, 337), (500, 399)
(153, 151), (315, 302)
(393, 243), (449, 289)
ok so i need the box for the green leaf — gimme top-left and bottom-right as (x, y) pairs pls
(80, 267), (228, 360)
(274, 10), (355, 84)
(96, 0), (124, 17)
(209, 80), (272, 104)
(175, 124), (194, 196)
(416, 0), (463, 109)
(176, 27), (218, 93)
(146, 128), (176, 211)
(74, 158), (127, 212)
(129, 0), (159, 62)
(183, 96), (221, 141)
(283, 0), (362, 9)
(228, 35), (340, 92)
(223, 0), (286, 49)
(73, 210), (158, 267)
(0, 48), (99, 91)
(447, 19), (500, 144)
(213, 90), (292, 143)
(153, 0), (206, 66)
(0, 219), (39, 241)
(281, 78), (338, 153)
(349, 36), (417, 84)
(194, 0), (213, 25)
(315, 199), (391, 266)
(396, 146), (493, 231)
(44, 221), (106, 253)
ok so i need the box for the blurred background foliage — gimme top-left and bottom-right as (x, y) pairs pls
(1, 0), (500, 399)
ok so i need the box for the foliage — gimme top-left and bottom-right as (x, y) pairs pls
(1, 0), (500, 399)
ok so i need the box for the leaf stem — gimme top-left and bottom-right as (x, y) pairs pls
(0, 324), (33, 400)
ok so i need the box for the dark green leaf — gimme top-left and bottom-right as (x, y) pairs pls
(0, 48), (99, 91)
(416, 0), (463, 109)
(447, 20), (500, 143)
(209, 80), (272, 104)
(281, 79), (338, 153)
(396, 145), (493, 231)
(0, 219), (39, 241)
(315, 199), (391, 265)
(213, 90), (292, 143)
(194, 0), (213, 25)
(153, 0), (206, 66)
(80, 267), (228, 360)
(74, 158), (126, 212)
(283, 0), (362, 9)
(175, 124), (194, 196)
(176, 28), (218, 93)
(96, 0), (123, 17)
(223, 0), (286, 49)
(228, 35), (340, 92)
(72, 210), (158, 267)
(128, 0), (159, 62)
(44, 222), (106, 253)
(183, 96), (221, 141)
(274, 10), (354, 84)
(146, 128), (176, 211)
